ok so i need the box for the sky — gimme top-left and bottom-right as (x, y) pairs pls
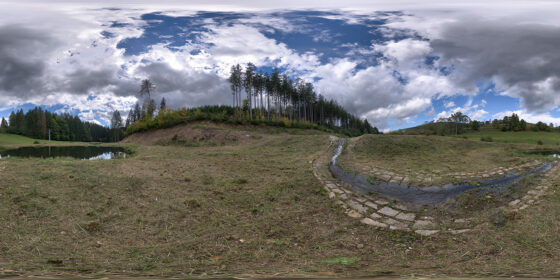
(1, 1), (560, 131)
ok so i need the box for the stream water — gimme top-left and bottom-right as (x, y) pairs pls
(330, 139), (552, 205)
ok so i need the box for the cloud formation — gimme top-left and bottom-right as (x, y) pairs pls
(1, 3), (560, 129)
(431, 20), (560, 112)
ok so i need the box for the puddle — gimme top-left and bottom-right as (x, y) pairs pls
(0, 146), (127, 160)
(330, 139), (552, 205)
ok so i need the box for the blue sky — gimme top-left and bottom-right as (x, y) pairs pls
(2, 1), (560, 131)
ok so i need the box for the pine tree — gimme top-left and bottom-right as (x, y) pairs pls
(0, 117), (8, 130)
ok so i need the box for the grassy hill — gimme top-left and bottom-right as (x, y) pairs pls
(340, 134), (544, 184)
(463, 128), (560, 146)
(1, 125), (560, 276)
(395, 123), (560, 146)
(0, 132), (93, 149)
(0, 133), (47, 146)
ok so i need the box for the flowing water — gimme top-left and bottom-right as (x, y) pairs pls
(0, 146), (127, 160)
(330, 139), (552, 205)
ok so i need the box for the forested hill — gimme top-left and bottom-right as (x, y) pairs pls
(0, 107), (110, 142)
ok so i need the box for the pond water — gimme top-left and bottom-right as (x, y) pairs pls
(0, 146), (127, 160)
(330, 139), (553, 205)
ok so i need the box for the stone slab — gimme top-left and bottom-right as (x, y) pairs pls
(415, 229), (439, 236)
(378, 206), (400, 217)
(360, 218), (387, 228)
(395, 212), (416, 222)
(413, 220), (436, 230)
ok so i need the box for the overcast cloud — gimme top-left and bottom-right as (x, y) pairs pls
(1, 1), (560, 129)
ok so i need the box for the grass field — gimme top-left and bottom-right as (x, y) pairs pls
(1, 125), (559, 277)
(0, 133), (92, 148)
(339, 134), (548, 185)
(463, 128), (560, 146)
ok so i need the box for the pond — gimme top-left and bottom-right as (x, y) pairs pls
(0, 146), (127, 160)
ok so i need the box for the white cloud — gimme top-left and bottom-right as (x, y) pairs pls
(3, 3), (560, 130)
(444, 101), (455, 108)
(470, 109), (488, 120)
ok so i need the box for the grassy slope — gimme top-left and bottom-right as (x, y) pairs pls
(340, 134), (543, 182)
(0, 133), (91, 149)
(0, 133), (46, 146)
(0, 127), (559, 276)
(464, 128), (560, 146)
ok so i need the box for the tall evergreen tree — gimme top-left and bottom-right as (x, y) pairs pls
(0, 117), (8, 130)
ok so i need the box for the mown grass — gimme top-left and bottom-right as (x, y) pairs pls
(464, 128), (560, 146)
(340, 134), (546, 185)
(0, 133), (93, 148)
(0, 129), (559, 277)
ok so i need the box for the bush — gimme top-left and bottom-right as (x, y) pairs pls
(537, 140), (544, 145)
(480, 136), (493, 142)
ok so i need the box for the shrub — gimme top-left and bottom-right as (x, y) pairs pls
(537, 140), (544, 145)
(480, 136), (493, 142)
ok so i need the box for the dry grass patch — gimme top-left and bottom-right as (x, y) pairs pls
(0, 130), (559, 277)
(340, 134), (547, 185)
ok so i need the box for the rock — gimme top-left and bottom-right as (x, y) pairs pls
(390, 224), (410, 231)
(379, 174), (391, 181)
(413, 220), (436, 230)
(394, 204), (408, 211)
(360, 217), (387, 228)
(328, 192), (335, 199)
(395, 212), (416, 222)
(375, 199), (389, 205)
(384, 219), (409, 230)
(454, 218), (466, 223)
(508, 199), (520, 207)
(449, 229), (471, 234)
(357, 244), (364, 249)
(347, 200), (368, 214)
(346, 210), (363, 219)
(383, 218), (401, 225)
(365, 201), (378, 209)
(415, 229), (439, 236)
(332, 188), (344, 194)
(355, 197), (367, 203)
(490, 208), (506, 227)
(378, 206), (400, 217)
(370, 212), (382, 219)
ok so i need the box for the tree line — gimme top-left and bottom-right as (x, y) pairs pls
(2, 63), (378, 142)
(1, 107), (111, 142)
(228, 63), (377, 133)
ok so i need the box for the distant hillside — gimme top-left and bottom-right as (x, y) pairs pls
(392, 122), (472, 136)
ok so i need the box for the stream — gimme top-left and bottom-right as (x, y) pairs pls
(329, 138), (553, 205)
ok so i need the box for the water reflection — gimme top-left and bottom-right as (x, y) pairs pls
(0, 146), (127, 160)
